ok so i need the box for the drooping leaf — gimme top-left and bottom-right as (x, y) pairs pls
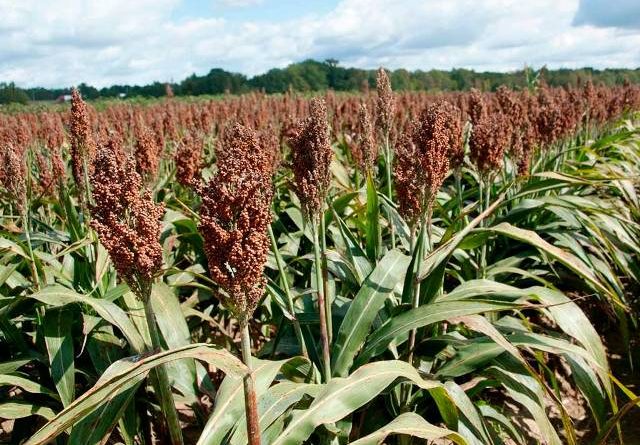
(349, 412), (468, 445)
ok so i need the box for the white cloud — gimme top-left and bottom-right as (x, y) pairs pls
(213, 0), (264, 7)
(1, 0), (639, 88)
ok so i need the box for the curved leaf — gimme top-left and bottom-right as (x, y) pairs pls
(349, 412), (468, 445)
(25, 344), (246, 445)
(272, 360), (447, 445)
(29, 285), (146, 353)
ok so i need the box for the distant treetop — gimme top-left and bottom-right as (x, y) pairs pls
(6, 59), (640, 102)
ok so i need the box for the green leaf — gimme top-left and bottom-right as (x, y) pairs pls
(43, 308), (75, 407)
(332, 249), (410, 377)
(68, 362), (142, 445)
(272, 360), (446, 445)
(25, 344), (246, 445)
(0, 374), (58, 399)
(333, 209), (372, 284)
(488, 359), (563, 445)
(0, 402), (56, 421)
(151, 281), (200, 404)
(197, 357), (308, 445)
(479, 223), (621, 307)
(349, 412), (468, 445)
(356, 300), (518, 366)
(417, 192), (507, 282)
(444, 382), (493, 444)
(29, 285), (146, 353)
(229, 382), (322, 445)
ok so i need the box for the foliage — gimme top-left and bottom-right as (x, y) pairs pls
(0, 84), (639, 445)
(16, 60), (640, 101)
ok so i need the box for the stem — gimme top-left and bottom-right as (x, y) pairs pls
(240, 321), (261, 445)
(384, 132), (396, 249)
(426, 206), (433, 253)
(267, 224), (308, 358)
(81, 156), (92, 216)
(479, 176), (491, 279)
(320, 213), (332, 344)
(477, 177), (484, 279)
(455, 169), (463, 223)
(144, 297), (184, 445)
(312, 219), (332, 382)
(22, 213), (40, 291)
(407, 221), (425, 365)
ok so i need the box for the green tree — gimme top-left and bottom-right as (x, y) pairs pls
(0, 82), (30, 104)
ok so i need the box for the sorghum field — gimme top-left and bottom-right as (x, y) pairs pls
(1, 71), (640, 445)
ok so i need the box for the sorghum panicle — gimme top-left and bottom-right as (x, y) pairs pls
(355, 103), (377, 174)
(199, 124), (274, 319)
(0, 145), (27, 213)
(70, 88), (96, 190)
(288, 98), (333, 219)
(376, 68), (395, 135)
(90, 137), (165, 300)
(175, 131), (204, 187)
(470, 112), (510, 174)
(134, 118), (160, 179)
(394, 101), (452, 226)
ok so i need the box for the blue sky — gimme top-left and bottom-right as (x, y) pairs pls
(174, 0), (338, 23)
(1, 0), (639, 88)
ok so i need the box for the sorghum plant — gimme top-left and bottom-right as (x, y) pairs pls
(288, 97), (333, 381)
(90, 136), (183, 445)
(199, 123), (274, 445)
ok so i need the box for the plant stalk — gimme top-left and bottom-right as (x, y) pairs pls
(240, 321), (261, 445)
(407, 221), (425, 365)
(267, 224), (308, 358)
(22, 213), (40, 291)
(143, 296), (184, 445)
(320, 213), (332, 344)
(383, 132), (396, 248)
(312, 219), (332, 382)
(480, 176), (491, 278)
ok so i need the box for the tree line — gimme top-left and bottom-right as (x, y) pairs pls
(3, 59), (640, 103)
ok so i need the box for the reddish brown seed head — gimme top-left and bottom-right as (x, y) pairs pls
(90, 137), (164, 300)
(174, 131), (204, 187)
(288, 98), (333, 220)
(199, 123), (273, 319)
(355, 103), (377, 174)
(468, 88), (487, 126)
(469, 112), (510, 174)
(440, 101), (464, 169)
(133, 118), (160, 179)
(376, 68), (395, 136)
(70, 88), (97, 190)
(0, 145), (27, 213)
(394, 101), (452, 226)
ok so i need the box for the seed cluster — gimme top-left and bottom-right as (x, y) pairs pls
(90, 137), (165, 300)
(69, 88), (96, 191)
(174, 131), (204, 187)
(199, 123), (274, 319)
(353, 103), (378, 174)
(288, 98), (333, 219)
(395, 101), (462, 226)
(376, 68), (395, 136)
(133, 118), (161, 179)
(0, 146), (27, 213)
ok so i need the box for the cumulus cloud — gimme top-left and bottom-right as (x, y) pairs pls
(1, 0), (639, 88)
